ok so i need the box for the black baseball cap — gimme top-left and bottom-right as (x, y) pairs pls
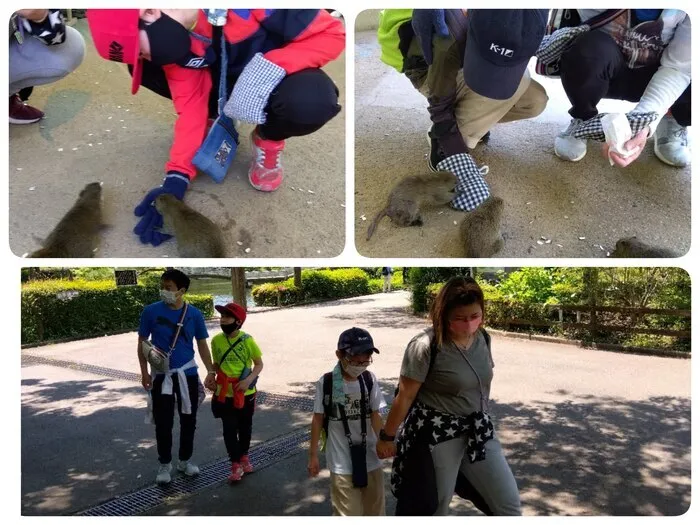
(337, 327), (380, 356)
(464, 9), (548, 100)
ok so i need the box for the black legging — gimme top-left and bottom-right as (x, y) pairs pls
(560, 30), (690, 126)
(132, 60), (342, 141)
(217, 394), (256, 463)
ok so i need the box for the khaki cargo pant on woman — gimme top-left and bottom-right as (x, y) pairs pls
(330, 467), (386, 516)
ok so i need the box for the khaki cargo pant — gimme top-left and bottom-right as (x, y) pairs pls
(406, 36), (548, 149)
(330, 467), (386, 516)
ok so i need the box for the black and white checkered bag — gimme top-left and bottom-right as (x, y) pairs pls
(535, 25), (589, 65)
(224, 52), (286, 125)
(436, 153), (490, 211)
(572, 112), (659, 142)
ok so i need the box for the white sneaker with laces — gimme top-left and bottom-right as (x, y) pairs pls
(654, 114), (690, 167)
(554, 118), (588, 162)
(177, 459), (200, 477)
(156, 463), (172, 485)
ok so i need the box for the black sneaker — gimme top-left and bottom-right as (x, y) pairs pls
(426, 128), (491, 172)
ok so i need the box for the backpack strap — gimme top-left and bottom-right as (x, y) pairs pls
(480, 327), (495, 368)
(360, 370), (374, 412)
(322, 371), (333, 437)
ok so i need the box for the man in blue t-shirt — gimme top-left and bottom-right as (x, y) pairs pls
(138, 269), (216, 485)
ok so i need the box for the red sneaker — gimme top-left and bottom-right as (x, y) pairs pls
(248, 130), (285, 192)
(228, 462), (244, 483)
(240, 455), (254, 473)
(9, 94), (44, 124)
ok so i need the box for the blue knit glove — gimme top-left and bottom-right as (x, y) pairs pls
(411, 9), (449, 65)
(133, 173), (189, 246)
(223, 52), (286, 124)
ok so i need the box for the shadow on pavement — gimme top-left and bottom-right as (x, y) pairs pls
(22, 371), (690, 516)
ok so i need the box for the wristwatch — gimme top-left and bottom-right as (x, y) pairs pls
(379, 429), (395, 442)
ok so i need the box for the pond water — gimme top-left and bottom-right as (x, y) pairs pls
(187, 278), (255, 308)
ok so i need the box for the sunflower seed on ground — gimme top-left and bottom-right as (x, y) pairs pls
(453, 221), (458, 225)
(290, 186), (296, 190)
(236, 241), (243, 246)
(16, 168), (22, 171)
(564, 215), (569, 219)
(117, 106), (121, 109)
(341, 204), (346, 208)
(600, 245), (605, 251)
(88, 133), (93, 136)
(88, 143), (93, 147)
(105, 129), (111, 132)
(97, 142), (103, 145)
(578, 236), (586, 240)
(57, 148), (64, 152)
(545, 239), (552, 244)
(317, 250), (321, 254)
(29, 186), (35, 191)
(526, 202), (531, 205)
(307, 201), (313, 205)
(557, 244), (563, 248)
(21, 253), (29, 258)
(308, 190), (315, 194)
(540, 236), (547, 240)
(537, 240), (544, 245)
(108, 116), (112, 120)
(438, 211), (444, 215)
(245, 248), (251, 253)
(120, 119), (124, 122)
(72, 147), (78, 151)
(606, 252), (610, 257)
(361, 215), (367, 221)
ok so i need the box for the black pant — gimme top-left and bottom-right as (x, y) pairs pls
(216, 393), (256, 463)
(134, 61), (341, 141)
(151, 374), (199, 464)
(560, 30), (691, 126)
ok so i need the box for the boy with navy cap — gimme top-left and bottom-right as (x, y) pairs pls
(308, 327), (387, 515)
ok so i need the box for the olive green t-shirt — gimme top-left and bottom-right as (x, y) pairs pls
(400, 327), (494, 417)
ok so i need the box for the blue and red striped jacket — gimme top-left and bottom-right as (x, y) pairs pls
(162, 9), (344, 179)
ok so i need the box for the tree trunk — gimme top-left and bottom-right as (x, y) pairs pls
(583, 268), (599, 341)
(294, 267), (302, 288)
(231, 268), (247, 311)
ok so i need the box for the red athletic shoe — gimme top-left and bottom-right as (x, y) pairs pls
(9, 94), (44, 124)
(228, 462), (244, 483)
(248, 130), (285, 192)
(240, 455), (254, 473)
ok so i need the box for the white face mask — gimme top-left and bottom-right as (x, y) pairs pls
(341, 360), (369, 378)
(160, 289), (179, 305)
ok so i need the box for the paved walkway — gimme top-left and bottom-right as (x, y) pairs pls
(354, 30), (691, 258)
(21, 292), (691, 515)
(10, 19), (346, 258)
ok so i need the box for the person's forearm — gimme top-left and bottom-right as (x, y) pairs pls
(249, 362), (264, 381)
(383, 392), (414, 435)
(17, 9), (49, 22)
(197, 343), (214, 372)
(137, 338), (149, 375)
(371, 411), (383, 435)
(309, 415), (323, 456)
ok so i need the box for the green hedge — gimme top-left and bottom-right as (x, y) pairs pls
(252, 268), (406, 307)
(410, 267), (473, 313)
(21, 280), (213, 345)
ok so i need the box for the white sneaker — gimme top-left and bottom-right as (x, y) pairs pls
(177, 459), (200, 477)
(156, 463), (172, 485)
(554, 118), (588, 162)
(654, 114), (690, 167)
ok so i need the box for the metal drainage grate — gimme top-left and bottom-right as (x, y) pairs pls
(76, 428), (310, 516)
(22, 353), (316, 411)
(22, 353), (141, 382)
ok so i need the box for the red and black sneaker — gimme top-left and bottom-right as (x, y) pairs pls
(248, 129), (285, 192)
(9, 94), (44, 124)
